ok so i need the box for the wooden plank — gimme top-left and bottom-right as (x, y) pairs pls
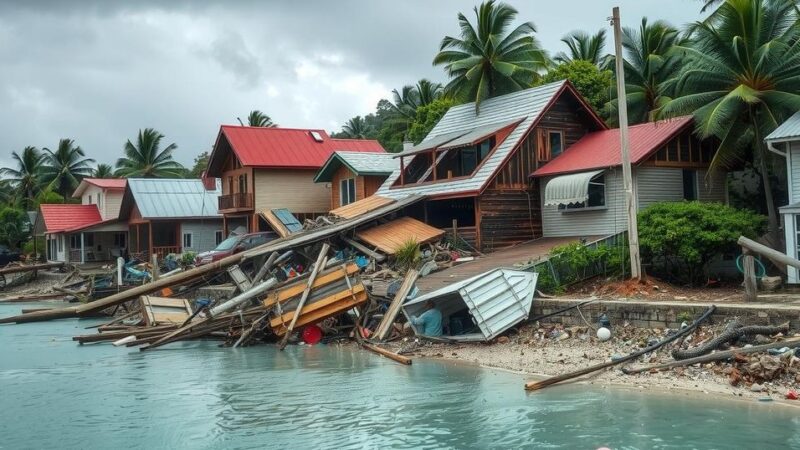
(262, 263), (360, 308)
(227, 265), (252, 292)
(355, 217), (444, 254)
(0, 262), (63, 275)
(272, 290), (368, 335)
(278, 243), (329, 349)
(270, 283), (366, 328)
(330, 195), (394, 219)
(341, 236), (386, 262)
(743, 253), (757, 302)
(374, 269), (419, 341)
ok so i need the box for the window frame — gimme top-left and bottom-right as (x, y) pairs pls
(339, 177), (356, 206)
(215, 230), (224, 246)
(548, 130), (564, 159)
(182, 232), (193, 250)
(558, 173), (607, 212)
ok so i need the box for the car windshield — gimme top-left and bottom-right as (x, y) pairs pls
(214, 236), (239, 251)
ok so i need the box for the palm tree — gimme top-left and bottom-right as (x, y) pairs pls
(41, 139), (95, 200)
(0, 179), (14, 206)
(0, 146), (43, 209)
(341, 116), (373, 139)
(115, 128), (185, 178)
(239, 110), (276, 127)
(92, 163), (115, 178)
(660, 0), (800, 242)
(606, 18), (683, 125)
(433, 0), (548, 111)
(555, 30), (608, 66)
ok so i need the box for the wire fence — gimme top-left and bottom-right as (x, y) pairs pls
(520, 232), (629, 293)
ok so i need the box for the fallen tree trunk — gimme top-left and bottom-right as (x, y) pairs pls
(672, 323), (788, 360)
(623, 337), (800, 374)
(0, 262), (63, 275)
(524, 305), (716, 391)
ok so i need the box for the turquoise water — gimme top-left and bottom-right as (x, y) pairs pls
(1, 302), (799, 450)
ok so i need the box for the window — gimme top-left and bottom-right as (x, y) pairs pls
(57, 236), (63, 253)
(795, 215), (800, 259)
(682, 170), (697, 201)
(559, 174), (606, 210)
(238, 174), (247, 194)
(85, 233), (94, 247)
(88, 195), (92, 204)
(537, 129), (564, 161)
(182, 233), (193, 249)
(215, 230), (224, 245)
(549, 131), (564, 158)
(113, 232), (126, 248)
(310, 131), (324, 142)
(227, 176), (234, 194)
(340, 178), (356, 206)
(70, 235), (80, 249)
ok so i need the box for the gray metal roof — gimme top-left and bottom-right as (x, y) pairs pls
(128, 178), (221, 219)
(335, 151), (400, 175)
(376, 81), (567, 199)
(766, 111), (800, 142)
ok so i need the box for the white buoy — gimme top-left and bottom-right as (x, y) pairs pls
(596, 327), (612, 341)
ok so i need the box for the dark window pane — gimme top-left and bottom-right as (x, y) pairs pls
(549, 132), (563, 158)
(683, 169), (697, 200)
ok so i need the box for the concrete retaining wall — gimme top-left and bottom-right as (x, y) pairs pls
(532, 298), (800, 331)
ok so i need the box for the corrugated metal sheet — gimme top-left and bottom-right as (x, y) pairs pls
(272, 208), (303, 233)
(402, 268), (537, 342)
(533, 116), (693, 177)
(214, 126), (385, 170)
(38, 204), (102, 233)
(313, 151), (398, 182)
(355, 216), (444, 254)
(396, 130), (469, 156)
(438, 119), (522, 150)
(766, 111), (800, 141)
(377, 81), (571, 199)
(128, 178), (221, 219)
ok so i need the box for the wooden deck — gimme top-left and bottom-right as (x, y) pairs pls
(417, 236), (604, 295)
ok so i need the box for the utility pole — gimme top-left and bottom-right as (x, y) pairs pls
(611, 6), (642, 280)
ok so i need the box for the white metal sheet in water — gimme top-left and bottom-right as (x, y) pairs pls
(403, 268), (537, 341)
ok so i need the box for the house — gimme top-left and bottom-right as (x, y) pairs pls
(72, 178), (127, 220)
(765, 111), (800, 283)
(205, 126), (385, 235)
(375, 80), (607, 251)
(313, 150), (399, 210)
(118, 178), (223, 259)
(532, 116), (727, 238)
(34, 178), (128, 263)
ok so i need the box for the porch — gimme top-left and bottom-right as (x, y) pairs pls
(129, 221), (182, 261)
(62, 222), (129, 264)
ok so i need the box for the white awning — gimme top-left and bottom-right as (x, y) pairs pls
(544, 170), (605, 206)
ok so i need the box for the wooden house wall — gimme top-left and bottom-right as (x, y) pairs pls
(253, 168), (330, 215)
(477, 188), (541, 251)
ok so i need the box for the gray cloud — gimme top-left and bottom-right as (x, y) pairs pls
(0, 0), (705, 171)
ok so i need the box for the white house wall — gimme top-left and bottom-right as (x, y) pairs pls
(180, 221), (223, 253)
(80, 185), (123, 220)
(542, 166), (728, 239)
(541, 168), (627, 238)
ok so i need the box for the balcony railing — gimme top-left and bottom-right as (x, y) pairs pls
(152, 246), (181, 259)
(218, 193), (254, 210)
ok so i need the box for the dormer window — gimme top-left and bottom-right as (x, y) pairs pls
(310, 131), (324, 142)
(537, 129), (564, 161)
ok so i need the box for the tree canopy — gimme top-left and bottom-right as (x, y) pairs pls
(115, 128), (185, 178)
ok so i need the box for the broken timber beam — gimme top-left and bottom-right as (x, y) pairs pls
(0, 262), (63, 275)
(279, 243), (330, 350)
(341, 237), (386, 262)
(738, 236), (800, 271)
(373, 269), (419, 341)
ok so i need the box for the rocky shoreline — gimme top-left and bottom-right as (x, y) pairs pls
(386, 321), (800, 404)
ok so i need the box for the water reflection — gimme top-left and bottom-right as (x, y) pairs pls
(1, 302), (799, 449)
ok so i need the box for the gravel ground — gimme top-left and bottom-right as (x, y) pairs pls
(385, 321), (800, 404)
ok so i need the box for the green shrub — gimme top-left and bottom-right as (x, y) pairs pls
(534, 240), (628, 294)
(638, 201), (767, 285)
(180, 252), (197, 268)
(0, 207), (30, 251)
(394, 239), (421, 271)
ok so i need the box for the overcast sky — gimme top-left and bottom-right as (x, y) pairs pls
(0, 0), (707, 171)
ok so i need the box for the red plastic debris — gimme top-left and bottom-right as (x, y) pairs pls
(302, 325), (323, 345)
(785, 390), (799, 400)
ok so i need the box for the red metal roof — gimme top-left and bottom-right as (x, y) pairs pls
(38, 204), (102, 233)
(215, 126), (386, 170)
(83, 178), (126, 189)
(532, 116), (694, 177)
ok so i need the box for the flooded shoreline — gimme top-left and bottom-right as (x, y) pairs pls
(2, 302), (800, 449)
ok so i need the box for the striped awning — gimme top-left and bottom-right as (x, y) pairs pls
(544, 170), (604, 206)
